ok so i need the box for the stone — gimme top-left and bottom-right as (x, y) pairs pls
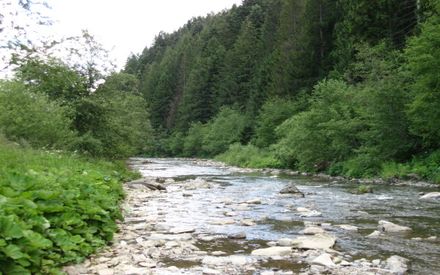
(280, 183), (305, 197)
(148, 233), (192, 241)
(164, 241), (179, 249)
(132, 254), (148, 263)
(224, 211), (237, 217)
(378, 220), (412, 233)
(291, 234), (336, 250)
(229, 255), (249, 265)
(126, 179), (166, 191)
(372, 259), (381, 266)
(246, 198), (262, 204)
(169, 226), (196, 234)
(427, 236), (437, 241)
(311, 253), (336, 268)
(202, 256), (226, 266)
(241, 219), (256, 226)
(203, 268), (222, 274)
(420, 192), (440, 200)
(385, 255), (409, 274)
(278, 238), (295, 246)
(251, 246), (292, 256)
(228, 232), (246, 239)
(367, 230), (381, 238)
(209, 219), (235, 225)
(300, 210), (322, 217)
(336, 224), (358, 231)
(340, 260), (351, 266)
(303, 226), (325, 235)
(97, 269), (113, 275)
(211, 251), (227, 256)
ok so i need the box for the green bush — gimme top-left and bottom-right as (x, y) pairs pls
(253, 97), (304, 148)
(0, 138), (137, 274)
(381, 150), (440, 183)
(215, 143), (281, 168)
(274, 79), (362, 171)
(201, 107), (248, 156)
(0, 81), (76, 149)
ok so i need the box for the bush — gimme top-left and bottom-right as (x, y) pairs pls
(253, 97), (304, 148)
(201, 107), (248, 156)
(215, 143), (281, 168)
(0, 81), (76, 149)
(274, 79), (362, 171)
(0, 138), (137, 274)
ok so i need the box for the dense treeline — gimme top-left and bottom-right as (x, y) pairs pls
(127, 0), (440, 183)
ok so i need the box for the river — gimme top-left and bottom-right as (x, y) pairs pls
(131, 158), (440, 274)
(69, 158), (440, 275)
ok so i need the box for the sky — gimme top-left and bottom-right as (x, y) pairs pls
(47, 0), (243, 70)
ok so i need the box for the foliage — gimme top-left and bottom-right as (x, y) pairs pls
(355, 184), (373, 194)
(252, 97), (306, 148)
(405, 14), (440, 148)
(0, 81), (75, 149)
(0, 136), (137, 274)
(216, 143), (281, 168)
(201, 108), (248, 156)
(274, 79), (362, 171)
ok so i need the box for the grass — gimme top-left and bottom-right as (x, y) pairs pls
(0, 136), (138, 274)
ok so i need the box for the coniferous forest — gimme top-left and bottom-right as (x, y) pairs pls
(126, 0), (440, 183)
(1, 0), (440, 273)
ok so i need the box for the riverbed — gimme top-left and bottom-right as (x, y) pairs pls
(67, 158), (440, 275)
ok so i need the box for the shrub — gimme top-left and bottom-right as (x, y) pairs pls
(0, 81), (76, 149)
(215, 143), (281, 168)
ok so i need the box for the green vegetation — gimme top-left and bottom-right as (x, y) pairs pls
(355, 185), (373, 194)
(1, 0), (439, 272)
(0, 137), (137, 274)
(126, 0), (438, 184)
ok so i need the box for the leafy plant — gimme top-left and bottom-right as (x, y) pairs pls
(0, 137), (137, 274)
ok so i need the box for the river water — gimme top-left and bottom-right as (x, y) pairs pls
(131, 158), (440, 274)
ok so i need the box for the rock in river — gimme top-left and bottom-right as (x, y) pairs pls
(291, 234), (336, 250)
(378, 220), (412, 233)
(311, 253), (336, 268)
(385, 255), (409, 274)
(279, 183), (304, 197)
(419, 192), (440, 200)
(251, 246), (292, 256)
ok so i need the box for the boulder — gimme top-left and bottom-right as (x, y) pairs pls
(419, 192), (440, 200)
(291, 234), (336, 250)
(378, 220), (412, 233)
(277, 238), (295, 246)
(300, 210), (322, 217)
(385, 255), (409, 274)
(246, 198), (262, 204)
(303, 226), (326, 235)
(311, 253), (336, 268)
(228, 232), (246, 239)
(280, 184), (304, 197)
(336, 224), (358, 231)
(251, 246), (292, 256)
(367, 230), (381, 238)
(126, 179), (166, 191)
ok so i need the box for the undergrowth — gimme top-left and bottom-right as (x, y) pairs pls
(0, 137), (138, 274)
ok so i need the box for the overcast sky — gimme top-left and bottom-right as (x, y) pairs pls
(47, 0), (242, 69)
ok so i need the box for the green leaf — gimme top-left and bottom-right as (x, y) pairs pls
(2, 244), (28, 260)
(0, 216), (25, 239)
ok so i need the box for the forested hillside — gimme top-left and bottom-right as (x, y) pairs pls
(124, 0), (440, 183)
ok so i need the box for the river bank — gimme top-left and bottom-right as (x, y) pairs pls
(65, 158), (440, 275)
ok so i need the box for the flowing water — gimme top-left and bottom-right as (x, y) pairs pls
(131, 158), (440, 274)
